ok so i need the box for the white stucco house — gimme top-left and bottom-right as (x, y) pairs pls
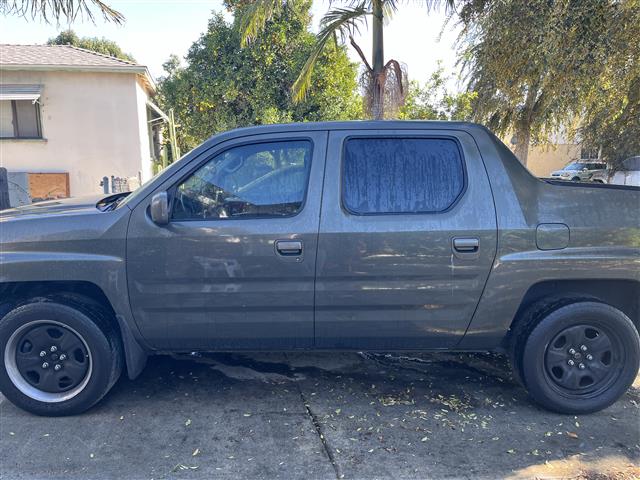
(0, 44), (167, 205)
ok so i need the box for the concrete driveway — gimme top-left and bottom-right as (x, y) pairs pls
(1, 352), (638, 479)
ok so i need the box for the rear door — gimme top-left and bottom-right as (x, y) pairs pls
(126, 131), (327, 350)
(315, 129), (497, 349)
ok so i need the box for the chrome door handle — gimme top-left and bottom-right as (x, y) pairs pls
(453, 237), (479, 253)
(275, 240), (303, 256)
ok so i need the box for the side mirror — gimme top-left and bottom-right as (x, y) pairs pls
(150, 192), (169, 225)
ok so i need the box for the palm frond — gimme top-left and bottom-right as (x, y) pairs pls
(292, 2), (370, 102)
(238, 0), (287, 47)
(0, 0), (124, 24)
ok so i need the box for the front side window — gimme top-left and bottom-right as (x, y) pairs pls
(172, 140), (312, 220)
(342, 137), (465, 214)
(0, 100), (42, 138)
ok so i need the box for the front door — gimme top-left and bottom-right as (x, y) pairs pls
(315, 129), (497, 349)
(126, 131), (327, 350)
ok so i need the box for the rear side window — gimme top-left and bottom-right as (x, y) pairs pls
(342, 137), (465, 214)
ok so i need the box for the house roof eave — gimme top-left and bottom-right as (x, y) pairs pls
(0, 64), (157, 95)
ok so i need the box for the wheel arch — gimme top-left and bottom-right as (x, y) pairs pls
(0, 281), (148, 379)
(506, 279), (640, 348)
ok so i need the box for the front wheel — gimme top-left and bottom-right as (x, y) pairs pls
(521, 302), (639, 414)
(0, 299), (123, 416)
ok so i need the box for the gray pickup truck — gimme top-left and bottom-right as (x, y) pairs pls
(1, 121), (638, 417)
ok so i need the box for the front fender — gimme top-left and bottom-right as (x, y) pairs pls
(0, 207), (151, 378)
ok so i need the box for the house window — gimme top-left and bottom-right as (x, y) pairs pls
(0, 100), (42, 138)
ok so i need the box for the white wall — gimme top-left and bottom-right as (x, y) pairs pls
(0, 70), (152, 197)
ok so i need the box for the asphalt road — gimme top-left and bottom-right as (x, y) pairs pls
(1, 352), (638, 480)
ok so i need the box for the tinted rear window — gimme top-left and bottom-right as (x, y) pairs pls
(342, 137), (465, 214)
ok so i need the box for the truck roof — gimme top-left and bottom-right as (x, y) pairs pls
(202, 120), (492, 145)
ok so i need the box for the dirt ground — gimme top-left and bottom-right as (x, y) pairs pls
(1, 352), (638, 479)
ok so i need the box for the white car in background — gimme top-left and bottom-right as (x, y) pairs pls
(550, 161), (607, 181)
(591, 156), (640, 187)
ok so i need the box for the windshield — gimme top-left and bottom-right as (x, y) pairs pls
(564, 163), (584, 171)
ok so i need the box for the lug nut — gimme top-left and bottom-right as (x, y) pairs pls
(578, 363), (586, 370)
(567, 359), (575, 366)
(42, 362), (49, 369)
(39, 351), (47, 357)
(59, 354), (67, 361)
(50, 346), (58, 352)
(54, 364), (62, 371)
(580, 345), (587, 352)
(568, 348), (576, 355)
(586, 354), (593, 361)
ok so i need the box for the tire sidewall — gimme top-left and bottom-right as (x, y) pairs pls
(0, 302), (114, 416)
(522, 302), (640, 414)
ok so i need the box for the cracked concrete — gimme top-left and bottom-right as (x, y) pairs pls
(1, 352), (638, 479)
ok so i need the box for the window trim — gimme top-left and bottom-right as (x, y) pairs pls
(168, 137), (315, 222)
(340, 135), (468, 217)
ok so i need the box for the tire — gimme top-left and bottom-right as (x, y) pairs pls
(519, 301), (639, 414)
(571, 176), (581, 182)
(0, 299), (123, 416)
(508, 296), (582, 387)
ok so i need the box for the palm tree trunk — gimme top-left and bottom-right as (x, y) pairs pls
(371, 0), (385, 120)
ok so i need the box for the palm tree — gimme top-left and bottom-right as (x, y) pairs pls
(1, 0), (123, 24)
(240, 0), (455, 119)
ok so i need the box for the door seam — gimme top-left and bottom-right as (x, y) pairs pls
(312, 130), (330, 348)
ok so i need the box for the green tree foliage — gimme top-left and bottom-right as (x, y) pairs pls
(47, 29), (135, 62)
(578, 1), (640, 167)
(238, 0), (454, 119)
(158, 2), (362, 153)
(458, 0), (639, 166)
(1, 0), (123, 24)
(399, 65), (477, 121)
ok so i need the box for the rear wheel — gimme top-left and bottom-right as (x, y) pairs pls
(520, 302), (639, 414)
(0, 299), (122, 416)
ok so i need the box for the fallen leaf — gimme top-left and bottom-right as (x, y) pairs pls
(567, 432), (579, 439)
(185, 419), (192, 427)
(172, 464), (199, 472)
(192, 448), (200, 457)
(507, 449), (516, 454)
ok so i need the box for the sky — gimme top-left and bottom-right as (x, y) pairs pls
(0, 0), (463, 90)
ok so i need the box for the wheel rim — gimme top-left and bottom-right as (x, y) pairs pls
(544, 323), (621, 396)
(4, 320), (92, 403)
